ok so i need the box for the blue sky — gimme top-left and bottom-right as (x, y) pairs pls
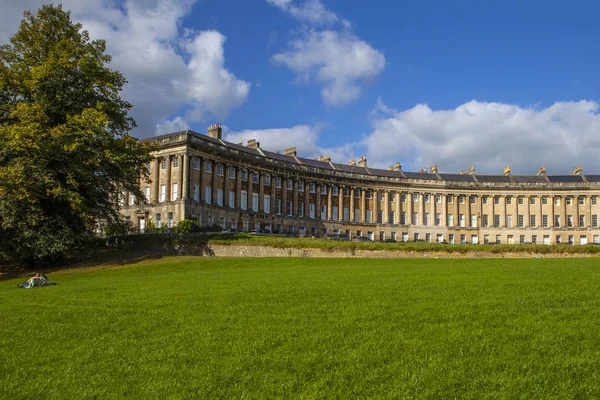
(1, 0), (599, 173)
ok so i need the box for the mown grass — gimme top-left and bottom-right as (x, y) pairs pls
(2, 257), (600, 399)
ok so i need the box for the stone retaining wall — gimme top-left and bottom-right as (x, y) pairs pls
(206, 245), (600, 259)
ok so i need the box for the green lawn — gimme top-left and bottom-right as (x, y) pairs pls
(2, 257), (600, 399)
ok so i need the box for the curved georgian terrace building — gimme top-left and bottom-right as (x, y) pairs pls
(120, 124), (600, 245)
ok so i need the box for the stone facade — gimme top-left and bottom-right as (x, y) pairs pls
(120, 125), (600, 245)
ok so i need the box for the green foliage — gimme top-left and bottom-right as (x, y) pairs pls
(177, 218), (200, 233)
(0, 5), (154, 266)
(3, 257), (600, 398)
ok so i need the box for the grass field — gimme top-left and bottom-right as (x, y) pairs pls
(2, 257), (600, 399)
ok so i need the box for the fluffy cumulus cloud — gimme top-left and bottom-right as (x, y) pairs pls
(225, 125), (356, 164)
(267, 0), (385, 106)
(273, 31), (386, 106)
(0, 0), (250, 137)
(364, 99), (600, 175)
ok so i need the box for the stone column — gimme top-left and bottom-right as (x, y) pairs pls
(419, 193), (424, 226)
(575, 195), (580, 228)
(478, 196), (483, 228)
(212, 163), (219, 206)
(165, 155), (171, 202)
(513, 195), (518, 228)
(305, 182), (310, 218)
(327, 185), (332, 220)
(224, 164), (231, 208)
(259, 173), (265, 213)
(247, 170), (253, 211)
(431, 193), (436, 226)
(491, 196), (495, 228)
(407, 192), (413, 226)
(564, 196), (569, 228)
(152, 157), (160, 203)
(587, 195), (592, 230)
(182, 154), (189, 200)
(338, 186), (344, 221)
(538, 195), (543, 229)
(271, 175), (276, 214)
(282, 178), (288, 216)
(361, 189), (366, 223)
(236, 168), (242, 209)
(199, 158), (206, 202)
(550, 195), (555, 228)
(466, 195), (471, 227)
(316, 184), (321, 219)
(349, 188), (355, 222)
(293, 180), (299, 215)
(395, 192), (401, 225)
(372, 190), (378, 223)
(525, 195), (530, 228)
(383, 191), (389, 224)
(503, 196), (508, 228)
(455, 194), (461, 228)
(441, 194), (447, 227)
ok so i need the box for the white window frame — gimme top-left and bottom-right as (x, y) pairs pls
(172, 183), (178, 201)
(241, 191), (248, 210)
(205, 186), (212, 205)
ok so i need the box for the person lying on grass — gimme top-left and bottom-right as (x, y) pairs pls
(17, 273), (55, 288)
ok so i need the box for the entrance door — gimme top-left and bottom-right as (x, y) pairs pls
(138, 217), (146, 233)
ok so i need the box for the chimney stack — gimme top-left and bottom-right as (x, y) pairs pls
(284, 146), (296, 157)
(207, 123), (222, 140)
(319, 155), (331, 162)
(357, 155), (367, 168)
(247, 139), (260, 149)
(503, 165), (511, 176)
(467, 165), (475, 175)
(430, 164), (438, 173)
(393, 162), (402, 171)
(572, 166), (583, 175)
(348, 160), (357, 166)
(537, 166), (546, 176)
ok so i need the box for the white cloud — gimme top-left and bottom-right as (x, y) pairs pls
(225, 125), (356, 164)
(266, 0), (345, 26)
(273, 30), (385, 106)
(267, 0), (384, 106)
(364, 99), (600, 174)
(156, 116), (190, 135)
(0, 0), (250, 137)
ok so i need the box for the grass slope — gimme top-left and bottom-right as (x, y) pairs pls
(2, 258), (600, 399)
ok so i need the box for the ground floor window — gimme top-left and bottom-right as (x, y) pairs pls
(543, 235), (550, 245)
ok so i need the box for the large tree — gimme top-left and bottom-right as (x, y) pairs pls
(0, 4), (154, 266)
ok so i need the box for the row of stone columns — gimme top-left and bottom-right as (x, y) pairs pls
(146, 156), (598, 229)
(150, 153), (189, 203)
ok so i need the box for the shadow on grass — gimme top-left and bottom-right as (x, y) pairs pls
(0, 233), (224, 281)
